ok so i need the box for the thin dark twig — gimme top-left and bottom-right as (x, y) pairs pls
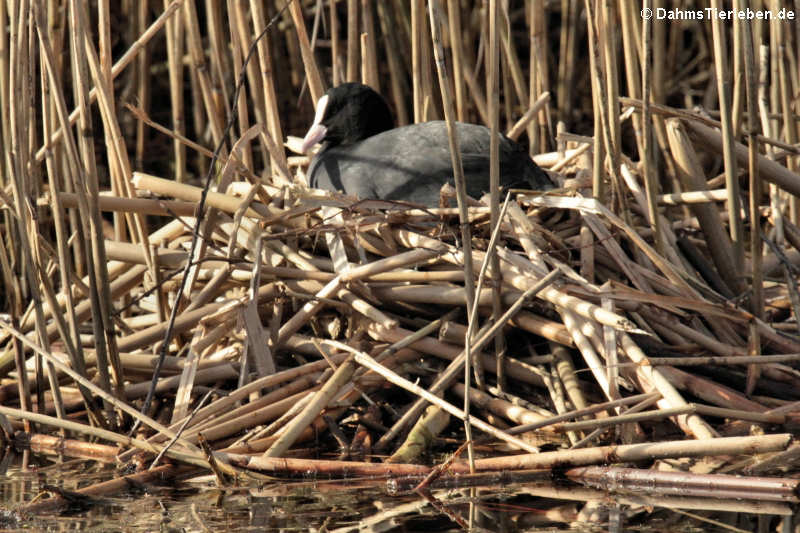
(113, 255), (249, 316)
(148, 388), (217, 469)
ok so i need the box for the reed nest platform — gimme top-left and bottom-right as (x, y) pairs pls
(1, 0), (800, 528)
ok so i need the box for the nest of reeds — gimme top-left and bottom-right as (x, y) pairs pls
(2, 0), (800, 526)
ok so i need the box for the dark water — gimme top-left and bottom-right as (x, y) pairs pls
(1, 453), (797, 532)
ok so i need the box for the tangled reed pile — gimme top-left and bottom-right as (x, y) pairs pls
(1, 0), (800, 526)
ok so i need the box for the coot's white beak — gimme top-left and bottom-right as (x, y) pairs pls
(301, 94), (329, 153)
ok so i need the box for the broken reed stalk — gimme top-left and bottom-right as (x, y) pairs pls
(375, 268), (561, 453)
(263, 356), (356, 457)
(225, 433), (793, 477)
(1, 322), (202, 454)
(665, 120), (742, 296)
(353, 347), (538, 454)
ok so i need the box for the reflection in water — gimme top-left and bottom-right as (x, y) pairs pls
(0, 450), (796, 532)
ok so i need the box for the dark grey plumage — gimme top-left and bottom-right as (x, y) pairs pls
(302, 83), (554, 206)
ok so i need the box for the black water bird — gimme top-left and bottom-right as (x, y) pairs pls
(301, 83), (554, 206)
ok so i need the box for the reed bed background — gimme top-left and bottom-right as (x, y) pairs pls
(1, 0), (800, 529)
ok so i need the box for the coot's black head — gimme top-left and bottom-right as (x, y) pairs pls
(301, 83), (395, 152)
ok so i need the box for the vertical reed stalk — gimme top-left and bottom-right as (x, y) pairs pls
(776, 17), (799, 224)
(648, 0), (675, 190)
(497, 5), (526, 117)
(225, 0), (253, 173)
(185, 1), (225, 145)
(346, 0), (358, 82)
(427, 0), (478, 477)
(135, 1), (151, 171)
(528, 0), (549, 153)
(447, 0), (465, 121)
(249, 0), (286, 170)
(12, 2), (65, 425)
(376, 1), (408, 125)
(556, 0), (573, 124)
(601, 0), (621, 187)
(69, 0), (126, 401)
(487, 0), (504, 395)
(98, 0), (125, 244)
(618, 0), (643, 159)
(640, 0), (664, 255)
(0, 0), (8, 171)
(360, 0), (378, 91)
(39, 13), (97, 422)
(737, 0), (763, 396)
(230, 1), (269, 160)
(710, 0), (744, 271)
(288, 0), (325, 104)
(166, 0), (188, 181)
(585, 0), (605, 201)
(328, 0), (340, 85)
(730, 7), (743, 138)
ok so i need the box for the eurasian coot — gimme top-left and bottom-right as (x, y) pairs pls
(301, 83), (554, 206)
